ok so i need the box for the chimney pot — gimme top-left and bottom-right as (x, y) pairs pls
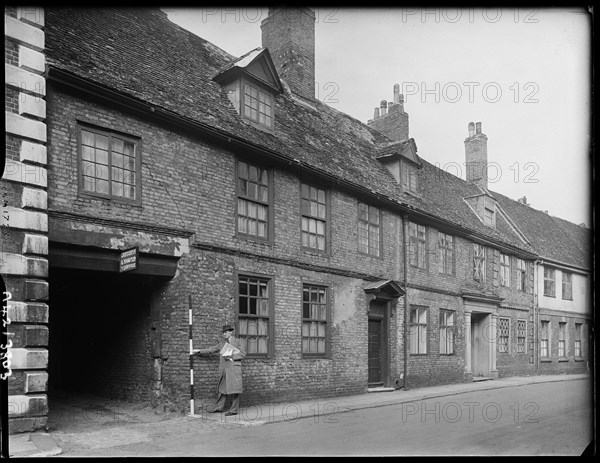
(468, 122), (475, 137)
(393, 84), (400, 104)
(476, 122), (482, 134)
(374, 107), (380, 119)
(380, 100), (387, 116)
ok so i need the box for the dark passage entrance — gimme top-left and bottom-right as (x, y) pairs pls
(368, 318), (383, 385)
(48, 267), (161, 401)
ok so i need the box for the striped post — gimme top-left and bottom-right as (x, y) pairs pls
(188, 295), (194, 415)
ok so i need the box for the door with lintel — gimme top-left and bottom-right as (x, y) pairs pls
(368, 300), (387, 386)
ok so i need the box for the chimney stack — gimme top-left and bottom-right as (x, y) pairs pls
(368, 84), (409, 141)
(464, 121), (488, 189)
(261, 8), (316, 100)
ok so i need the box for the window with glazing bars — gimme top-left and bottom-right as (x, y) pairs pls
(517, 319), (527, 353)
(558, 322), (566, 357)
(544, 267), (555, 297)
(499, 253), (510, 287)
(402, 161), (418, 193)
(438, 232), (454, 275)
(409, 222), (427, 269)
(301, 184), (327, 250)
(237, 161), (270, 239)
(498, 317), (510, 353)
(358, 202), (380, 256)
(79, 126), (139, 201)
(243, 83), (273, 128)
(517, 258), (527, 291)
(302, 285), (328, 356)
(540, 320), (549, 357)
(439, 310), (454, 354)
(473, 244), (486, 281)
(562, 272), (573, 300)
(409, 306), (427, 354)
(574, 323), (582, 357)
(238, 276), (270, 355)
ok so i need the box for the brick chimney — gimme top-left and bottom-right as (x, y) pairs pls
(464, 122), (488, 189)
(367, 84), (409, 142)
(261, 8), (315, 100)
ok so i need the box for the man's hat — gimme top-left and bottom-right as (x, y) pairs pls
(222, 325), (234, 333)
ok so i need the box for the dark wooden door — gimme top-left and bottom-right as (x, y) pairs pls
(368, 318), (383, 385)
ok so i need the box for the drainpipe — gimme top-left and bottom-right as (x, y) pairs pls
(402, 214), (409, 389)
(534, 259), (542, 373)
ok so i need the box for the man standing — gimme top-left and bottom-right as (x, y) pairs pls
(193, 325), (246, 416)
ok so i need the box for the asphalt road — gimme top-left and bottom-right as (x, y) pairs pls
(154, 381), (593, 456)
(73, 377), (591, 456)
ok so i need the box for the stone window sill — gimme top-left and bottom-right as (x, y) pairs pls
(540, 358), (552, 363)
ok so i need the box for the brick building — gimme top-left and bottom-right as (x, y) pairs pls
(2, 7), (591, 433)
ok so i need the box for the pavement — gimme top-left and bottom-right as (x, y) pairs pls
(6, 372), (592, 457)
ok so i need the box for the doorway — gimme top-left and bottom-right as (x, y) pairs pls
(471, 312), (491, 377)
(368, 300), (388, 387)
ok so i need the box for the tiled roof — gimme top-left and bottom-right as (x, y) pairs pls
(492, 192), (591, 269)
(45, 8), (582, 260)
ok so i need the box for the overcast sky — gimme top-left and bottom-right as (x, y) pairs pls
(163, 7), (592, 227)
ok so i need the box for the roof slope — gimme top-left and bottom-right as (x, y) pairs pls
(493, 191), (591, 269)
(44, 8), (555, 256)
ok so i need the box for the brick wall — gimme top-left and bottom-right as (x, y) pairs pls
(2, 6), (49, 434)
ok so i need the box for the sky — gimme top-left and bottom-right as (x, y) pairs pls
(163, 7), (592, 228)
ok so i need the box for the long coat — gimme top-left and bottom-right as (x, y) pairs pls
(196, 336), (246, 395)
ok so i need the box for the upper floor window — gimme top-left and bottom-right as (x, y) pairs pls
(473, 243), (486, 282)
(438, 232), (454, 275)
(79, 125), (140, 202)
(238, 275), (271, 356)
(243, 83), (274, 129)
(562, 272), (573, 300)
(401, 160), (418, 193)
(301, 183), (327, 251)
(500, 253), (510, 287)
(358, 202), (381, 257)
(544, 267), (555, 297)
(517, 258), (527, 292)
(302, 284), (329, 357)
(408, 222), (427, 269)
(483, 197), (496, 228)
(237, 161), (271, 240)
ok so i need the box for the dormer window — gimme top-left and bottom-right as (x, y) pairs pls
(483, 197), (496, 228)
(401, 160), (418, 193)
(213, 48), (282, 133)
(243, 83), (273, 129)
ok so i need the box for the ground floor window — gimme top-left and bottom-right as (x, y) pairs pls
(540, 320), (550, 358)
(238, 275), (271, 356)
(439, 310), (454, 354)
(498, 317), (510, 353)
(574, 323), (582, 357)
(410, 306), (428, 355)
(558, 322), (566, 357)
(516, 319), (527, 353)
(302, 284), (328, 356)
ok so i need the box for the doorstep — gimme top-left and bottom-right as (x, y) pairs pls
(472, 376), (494, 382)
(367, 387), (395, 393)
